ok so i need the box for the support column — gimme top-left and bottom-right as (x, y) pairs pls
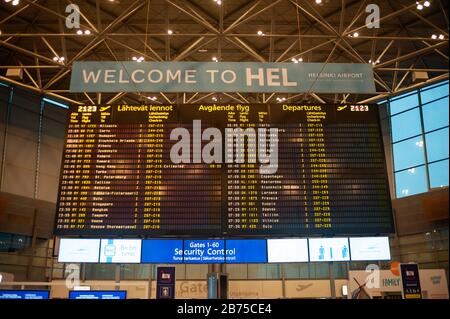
(329, 261), (336, 299)
(207, 264), (227, 299)
(115, 264), (121, 291)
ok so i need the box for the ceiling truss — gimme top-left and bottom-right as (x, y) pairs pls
(0, 0), (448, 105)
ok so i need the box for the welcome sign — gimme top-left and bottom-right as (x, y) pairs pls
(70, 61), (376, 93)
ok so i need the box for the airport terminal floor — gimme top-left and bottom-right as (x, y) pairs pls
(0, 0), (448, 309)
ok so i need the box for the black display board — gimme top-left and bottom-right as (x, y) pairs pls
(54, 103), (394, 236)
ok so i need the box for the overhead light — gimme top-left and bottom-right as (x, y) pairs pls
(257, 30), (264, 36)
(132, 56), (144, 62)
(212, 56), (218, 62)
(438, 34), (444, 40)
(198, 49), (208, 53)
(369, 59), (372, 63)
(291, 57), (303, 63)
(416, 2), (424, 10)
(148, 96), (157, 101)
(76, 29), (92, 35)
(53, 56), (65, 63)
(212, 96), (217, 101)
(298, 57), (303, 62)
(167, 29), (173, 35)
(12, 0), (19, 5)
(315, 0), (322, 3)
(352, 32), (359, 37)
(431, 34), (437, 39)
(4, 0), (12, 2)
(276, 97), (287, 102)
(424, 1), (430, 6)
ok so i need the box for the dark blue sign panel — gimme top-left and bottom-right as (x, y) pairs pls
(141, 239), (183, 263)
(183, 239), (225, 263)
(157, 267), (176, 285)
(0, 290), (49, 299)
(68, 291), (127, 299)
(226, 239), (267, 263)
(400, 263), (422, 299)
(156, 267), (175, 299)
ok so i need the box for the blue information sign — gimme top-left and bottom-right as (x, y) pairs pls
(226, 239), (267, 263)
(68, 291), (127, 299)
(141, 239), (183, 263)
(183, 239), (225, 264)
(0, 290), (49, 299)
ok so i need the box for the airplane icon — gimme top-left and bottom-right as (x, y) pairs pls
(100, 106), (111, 112)
(337, 105), (348, 111)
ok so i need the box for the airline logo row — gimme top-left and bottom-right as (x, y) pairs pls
(57, 237), (391, 264)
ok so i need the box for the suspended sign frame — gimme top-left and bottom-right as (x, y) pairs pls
(70, 61), (376, 94)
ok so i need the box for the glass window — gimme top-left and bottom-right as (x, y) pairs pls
(389, 93), (419, 115)
(429, 160), (449, 188)
(395, 165), (428, 198)
(393, 136), (425, 171)
(422, 97), (449, 132)
(84, 264), (116, 280)
(247, 264), (280, 279)
(391, 108), (422, 142)
(309, 263), (329, 279)
(421, 83), (449, 104)
(425, 128), (449, 162)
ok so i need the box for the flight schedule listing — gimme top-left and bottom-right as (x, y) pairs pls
(55, 103), (394, 236)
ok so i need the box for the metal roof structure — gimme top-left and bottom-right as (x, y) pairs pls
(0, 0), (448, 105)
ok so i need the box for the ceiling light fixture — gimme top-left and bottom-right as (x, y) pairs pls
(132, 56), (144, 62)
(257, 30), (264, 36)
(352, 32), (359, 37)
(167, 29), (173, 35)
(315, 0), (322, 4)
(53, 56), (65, 63)
(212, 56), (218, 62)
(438, 34), (444, 40)
(424, 1), (430, 7)
(84, 30), (91, 35)
(431, 34), (437, 39)
(416, 2), (424, 10)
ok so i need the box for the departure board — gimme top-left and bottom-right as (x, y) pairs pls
(54, 103), (394, 236)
